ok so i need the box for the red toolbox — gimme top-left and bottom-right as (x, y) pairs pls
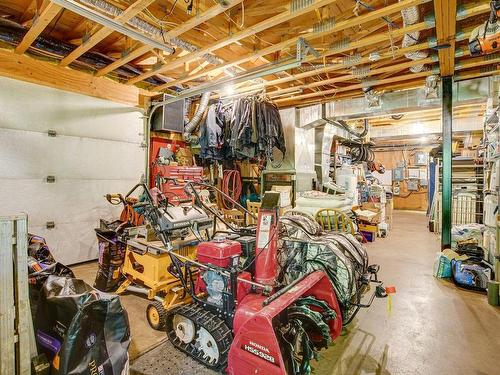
(152, 165), (204, 203)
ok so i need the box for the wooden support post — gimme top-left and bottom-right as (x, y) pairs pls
(441, 76), (453, 249)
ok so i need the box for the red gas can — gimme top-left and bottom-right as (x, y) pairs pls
(197, 238), (242, 268)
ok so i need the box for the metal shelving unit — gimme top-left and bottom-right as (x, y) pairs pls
(431, 159), (484, 234)
(483, 104), (500, 281)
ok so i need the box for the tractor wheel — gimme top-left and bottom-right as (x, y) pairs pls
(146, 301), (167, 330)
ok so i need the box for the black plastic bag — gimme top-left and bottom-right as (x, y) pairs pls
(94, 228), (126, 292)
(35, 276), (130, 375)
(29, 262), (75, 319)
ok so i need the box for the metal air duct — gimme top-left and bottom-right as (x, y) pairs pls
(400, 0), (428, 72)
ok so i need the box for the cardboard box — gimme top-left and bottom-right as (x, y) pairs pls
(359, 223), (378, 233)
(271, 185), (292, 207)
(354, 202), (382, 224)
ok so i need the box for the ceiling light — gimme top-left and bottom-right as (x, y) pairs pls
(221, 85), (235, 96)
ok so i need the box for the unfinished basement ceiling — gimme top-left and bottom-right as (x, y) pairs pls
(0, 0), (497, 106)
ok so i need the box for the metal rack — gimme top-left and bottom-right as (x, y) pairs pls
(432, 159), (484, 234)
(483, 103), (500, 280)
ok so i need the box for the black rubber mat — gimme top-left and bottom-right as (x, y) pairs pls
(130, 339), (217, 375)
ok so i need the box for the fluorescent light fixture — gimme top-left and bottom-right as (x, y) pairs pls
(51, 0), (174, 54)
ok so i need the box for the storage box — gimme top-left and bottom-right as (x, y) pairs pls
(358, 223), (378, 233)
(271, 185), (292, 207)
(354, 203), (382, 224)
(361, 231), (376, 242)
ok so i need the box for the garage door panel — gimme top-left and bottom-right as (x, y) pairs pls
(28, 221), (100, 265)
(0, 179), (136, 226)
(0, 128), (144, 180)
(0, 78), (144, 264)
(0, 77), (143, 143)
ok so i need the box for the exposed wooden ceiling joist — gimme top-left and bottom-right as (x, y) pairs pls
(15, 2), (62, 54)
(95, 0), (245, 77)
(59, 0), (157, 67)
(127, 0), (344, 85)
(1, 0), (497, 107)
(275, 69), (434, 104)
(156, 0), (433, 91)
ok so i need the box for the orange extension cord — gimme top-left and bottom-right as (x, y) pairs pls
(221, 170), (242, 209)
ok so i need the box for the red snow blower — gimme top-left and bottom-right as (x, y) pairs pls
(134, 182), (385, 374)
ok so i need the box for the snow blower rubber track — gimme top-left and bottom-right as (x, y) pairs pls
(165, 303), (233, 371)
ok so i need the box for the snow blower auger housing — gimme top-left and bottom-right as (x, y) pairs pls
(135, 182), (384, 375)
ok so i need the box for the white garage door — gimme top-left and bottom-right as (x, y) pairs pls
(0, 77), (145, 265)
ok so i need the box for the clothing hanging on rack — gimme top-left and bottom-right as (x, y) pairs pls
(198, 95), (286, 166)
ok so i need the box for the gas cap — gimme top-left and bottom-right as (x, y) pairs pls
(213, 235), (226, 243)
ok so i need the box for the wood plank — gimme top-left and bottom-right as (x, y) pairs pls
(13, 216), (31, 375)
(95, 0), (245, 77)
(127, 0), (346, 85)
(455, 66), (500, 81)
(157, 0), (489, 91)
(456, 55), (500, 70)
(434, 0), (457, 76)
(256, 56), (436, 98)
(0, 218), (15, 375)
(157, 0), (433, 90)
(282, 78), (429, 107)
(275, 70), (434, 103)
(60, 0), (157, 67)
(282, 50), (500, 104)
(15, 2), (62, 54)
(0, 48), (153, 107)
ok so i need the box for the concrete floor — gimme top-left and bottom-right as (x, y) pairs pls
(73, 211), (500, 374)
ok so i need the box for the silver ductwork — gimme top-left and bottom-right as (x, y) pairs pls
(184, 92), (211, 139)
(400, 0), (428, 73)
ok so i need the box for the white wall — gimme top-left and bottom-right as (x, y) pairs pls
(0, 77), (145, 264)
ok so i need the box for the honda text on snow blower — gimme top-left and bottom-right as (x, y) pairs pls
(125, 182), (387, 375)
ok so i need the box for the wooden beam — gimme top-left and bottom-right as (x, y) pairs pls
(268, 57), (436, 97)
(282, 78), (429, 108)
(455, 55), (500, 70)
(277, 51), (494, 106)
(0, 48), (153, 107)
(15, 2), (62, 54)
(434, 0), (457, 76)
(95, 0), (245, 77)
(455, 66), (500, 81)
(127, 0), (346, 85)
(59, 0), (157, 67)
(157, 0), (489, 91)
(220, 3), (490, 103)
(275, 70), (434, 104)
(155, 0), (432, 90)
